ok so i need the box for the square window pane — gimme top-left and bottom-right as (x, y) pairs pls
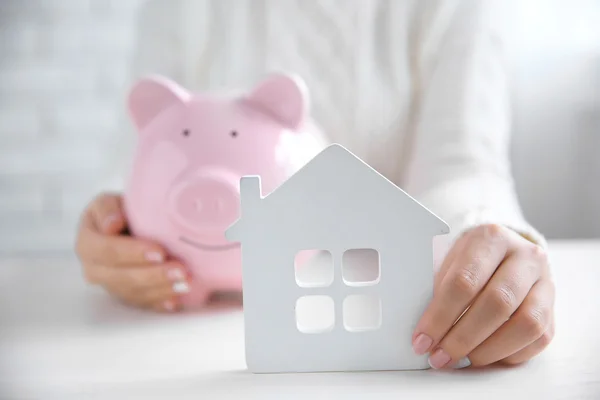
(343, 294), (382, 332)
(295, 295), (335, 333)
(295, 249), (333, 287)
(342, 248), (380, 286)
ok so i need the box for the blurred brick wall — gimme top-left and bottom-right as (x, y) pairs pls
(0, 0), (598, 255)
(0, 0), (143, 253)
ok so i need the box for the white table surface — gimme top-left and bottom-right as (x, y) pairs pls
(1, 240), (599, 400)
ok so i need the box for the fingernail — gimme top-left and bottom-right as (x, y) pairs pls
(452, 357), (471, 369)
(173, 281), (190, 293)
(167, 268), (186, 281)
(145, 251), (164, 263)
(428, 348), (452, 369)
(163, 300), (176, 312)
(413, 333), (433, 355)
(103, 214), (121, 229)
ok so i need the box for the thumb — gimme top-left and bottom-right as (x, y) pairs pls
(90, 192), (127, 235)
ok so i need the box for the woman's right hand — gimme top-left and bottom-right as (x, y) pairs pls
(75, 192), (191, 312)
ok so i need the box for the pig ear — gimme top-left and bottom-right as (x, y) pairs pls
(245, 73), (309, 130)
(128, 75), (190, 130)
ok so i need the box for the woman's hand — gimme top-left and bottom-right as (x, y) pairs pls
(75, 192), (191, 312)
(412, 224), (555, 369)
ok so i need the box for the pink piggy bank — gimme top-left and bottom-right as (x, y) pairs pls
(122, 72), (327, 308)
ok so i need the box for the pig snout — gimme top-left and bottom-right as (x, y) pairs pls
(168, 170), (240, 235)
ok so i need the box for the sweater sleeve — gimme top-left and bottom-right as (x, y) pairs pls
(402, 0), (547, 258)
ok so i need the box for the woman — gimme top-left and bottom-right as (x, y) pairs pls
(75, 0), (554, 369)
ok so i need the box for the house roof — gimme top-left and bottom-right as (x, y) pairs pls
(225, 143), (449, 241)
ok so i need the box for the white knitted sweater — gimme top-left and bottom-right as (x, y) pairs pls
(108, 0), (546, 253)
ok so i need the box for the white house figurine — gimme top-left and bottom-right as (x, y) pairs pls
(225, 143), (450, 373)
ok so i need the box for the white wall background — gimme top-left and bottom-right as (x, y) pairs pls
(505, 0), (600, 240)
(0, 0), (598, 254)
(0, 0), (144, 253)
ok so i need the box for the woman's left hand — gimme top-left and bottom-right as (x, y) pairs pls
(411, 223), (555, 369)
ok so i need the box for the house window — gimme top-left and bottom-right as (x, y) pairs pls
(342, 249), (381, 332)
(342, 248), (380, 286)
(343, 294), (382, 331)
(295, 295), (335, 333)
(294, 248), (382, 334)
(294, 249), (334, 287)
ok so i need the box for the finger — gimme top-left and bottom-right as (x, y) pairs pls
(113, 288), (180, 313)
(89, 193), (127, 234)
(501, 310), (555, 366)
(153, 298), (183, 313)
(144, 288), (185, 313)
(412, 224), (511, 356)
(468, 279), (554, 366)
(101, 262), (191, 310)
(105, 262), (192, 293)
(136, 284), (185, 311)
(428, 249), (545, 369)
(434, 229), (471, 293)
(77, 193), (129, 261)
(83, 231), (167, 266)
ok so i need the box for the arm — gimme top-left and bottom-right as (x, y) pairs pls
(404, 1), (554, 369)
(402, 0), (546, 254)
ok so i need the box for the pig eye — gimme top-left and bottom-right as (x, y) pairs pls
(230, 130), (238, 138)
(182, 129), (190, 137)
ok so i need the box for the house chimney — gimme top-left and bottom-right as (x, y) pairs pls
(239, 175), (263, 213)
(226, 175), (263, 243)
